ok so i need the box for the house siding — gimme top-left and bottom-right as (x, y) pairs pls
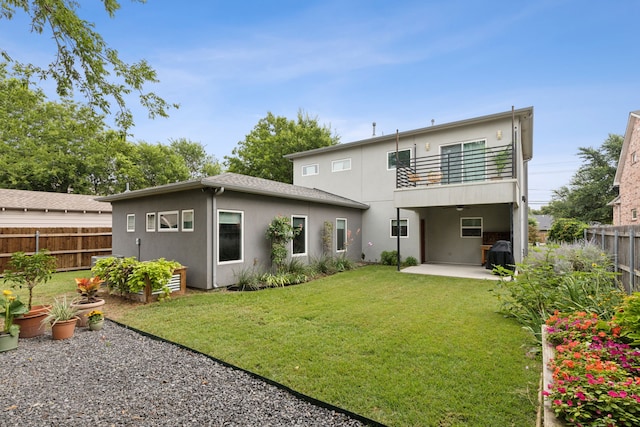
(616, 115), (640, 226)
(290, 109), (532, 265)
(110, 188), (364, 289)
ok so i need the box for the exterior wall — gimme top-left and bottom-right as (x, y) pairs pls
(292, 114), (529, 264)
(110, 189), (211, 289)
(111, 189), (364, 289)
(213, 192), (363, 288)
(0, 210), (111, 227)
(618, 115), (640, 225)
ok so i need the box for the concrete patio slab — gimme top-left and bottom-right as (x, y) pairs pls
(401, 263), (503, 281)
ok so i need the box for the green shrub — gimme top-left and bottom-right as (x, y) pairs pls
(92, 257), (181, 295)
(548, 218), (588, 243)
(403, 256), (418, 267)
(492, 243), (624, 344)
(333, 256), (355, 272)
(380, 251), (398, 266)
(233, 267), (263, 291)
(310, 255), (337, 275)
(615, 293), (640, 345)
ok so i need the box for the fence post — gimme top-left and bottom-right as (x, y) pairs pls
(35, 230), (40, 253)
(631, 228), (636, 293)
(613, 230), (619, 275)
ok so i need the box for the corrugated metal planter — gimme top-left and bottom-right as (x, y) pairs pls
(127, 267), (187, 303)
(541, 327), (566, 427)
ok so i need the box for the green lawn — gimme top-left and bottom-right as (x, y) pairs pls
(113, 266), (540, 427)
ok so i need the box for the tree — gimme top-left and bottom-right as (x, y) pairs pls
(225, 111), (339, 183)
(169, 138), (222, 179)
(541, 134), (623, 224)
(0, 0), (176, 131)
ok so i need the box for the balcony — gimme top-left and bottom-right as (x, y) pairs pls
(394, 144), (521, 209)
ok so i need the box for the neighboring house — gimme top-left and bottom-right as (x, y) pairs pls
(611, 110), (640, 226)
(285, 107), (534, 265)
(97, 173), (368, 289)
(0, 188), (112, 227)
(532, 214), (553, 243)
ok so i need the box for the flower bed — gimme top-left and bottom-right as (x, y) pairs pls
(542, 311), (640, 426)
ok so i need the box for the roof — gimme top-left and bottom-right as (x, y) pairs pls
(532, 214), (553, 231)
(96, 173), (369, 210)
(0, 188), (111, 213)
(613, 110), (640, 187)
(285, 106), (534, 161)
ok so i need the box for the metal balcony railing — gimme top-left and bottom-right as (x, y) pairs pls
(396, 144), (513, 188)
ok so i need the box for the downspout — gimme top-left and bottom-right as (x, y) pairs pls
(212, 187), (225, 288)
(395, 130), (401, 271)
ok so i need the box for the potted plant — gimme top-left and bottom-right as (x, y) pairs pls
(3, 251), (57, 338)
(70, 277), (105, 327)
(87, 310), (104, 331)
(0, 289), (28, 352)
(42, 296), (79, 340)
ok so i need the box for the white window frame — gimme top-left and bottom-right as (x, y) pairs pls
(126, 214), (135, 232)
(440, 139), (487, 183)
(182, 209), (194, 232)
(336, 218), (347, 252)
(158, 210), (179, 232)
(146, 213), (156, 232)
(302, 164), (319, 176)
(460, 217), (483, 238)
(390, 219), (409, 238)
(291, 215), (308, 256)
(387, 148), (412, 170)
(217, 210), (244, 264)
(332, 158), (351, 172)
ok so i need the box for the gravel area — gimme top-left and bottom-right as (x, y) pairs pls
(1, 320), (372, 427)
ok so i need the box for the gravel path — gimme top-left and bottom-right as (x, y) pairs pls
(1, 320), (373, 427)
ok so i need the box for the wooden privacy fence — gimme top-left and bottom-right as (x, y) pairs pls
(585, 225), (640, 293)
(0, 227), (112, 274)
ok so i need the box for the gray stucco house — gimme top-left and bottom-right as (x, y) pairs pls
(98, 173), (367, 289)
(285, 107), (533, 266)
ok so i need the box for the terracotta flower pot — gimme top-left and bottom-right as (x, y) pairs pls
(13, 305), (51, 338)
(0, 332), (19, 352)
(51, 317), (79, 340)
(71, 299), (105, 327)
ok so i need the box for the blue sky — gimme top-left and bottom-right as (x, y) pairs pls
(1, 0), (639, 208)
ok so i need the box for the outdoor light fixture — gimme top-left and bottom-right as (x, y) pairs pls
(456, 206), (464, 212)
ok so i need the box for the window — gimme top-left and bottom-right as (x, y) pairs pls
(302, 164), (319, 176)
(182, 210), (194, 231)
(146, 213), (156, 232)
(441, 140), (486, 184)
(632, 208), (638, 221)
(460, 217), (483, 238)
(336, 218), (347, 251)
(127, 214), (135, 232)
(391, 219), (408, 237)
(387, 149), (411, 170)
(218, 210), (243, 263)
(332, 158), (351, 172)
(158, 211), (179, 231)
(292, 216), (307, 255)
(632, 151), (638, 164)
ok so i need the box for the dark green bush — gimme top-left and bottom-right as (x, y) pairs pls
(403, 256), (418, 267)
(380, 251), (398, 266)
(548, 218), (588, 243)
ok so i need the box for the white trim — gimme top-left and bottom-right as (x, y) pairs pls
(146, 212), (156, 232)
(387, 148), (412, 170)
(126, 214), (135, 232)
(460, 217), (483, 238)
(217, 209), (244, 264)
(291, 215), (308, 256)
(390, 218), (409, 238)
(158, 210), (179, 232)
(336, 217), (347, 252)
(182, 209), (194, 232)
(301, 164), (319, 176)
(331, 158), (351, 172)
